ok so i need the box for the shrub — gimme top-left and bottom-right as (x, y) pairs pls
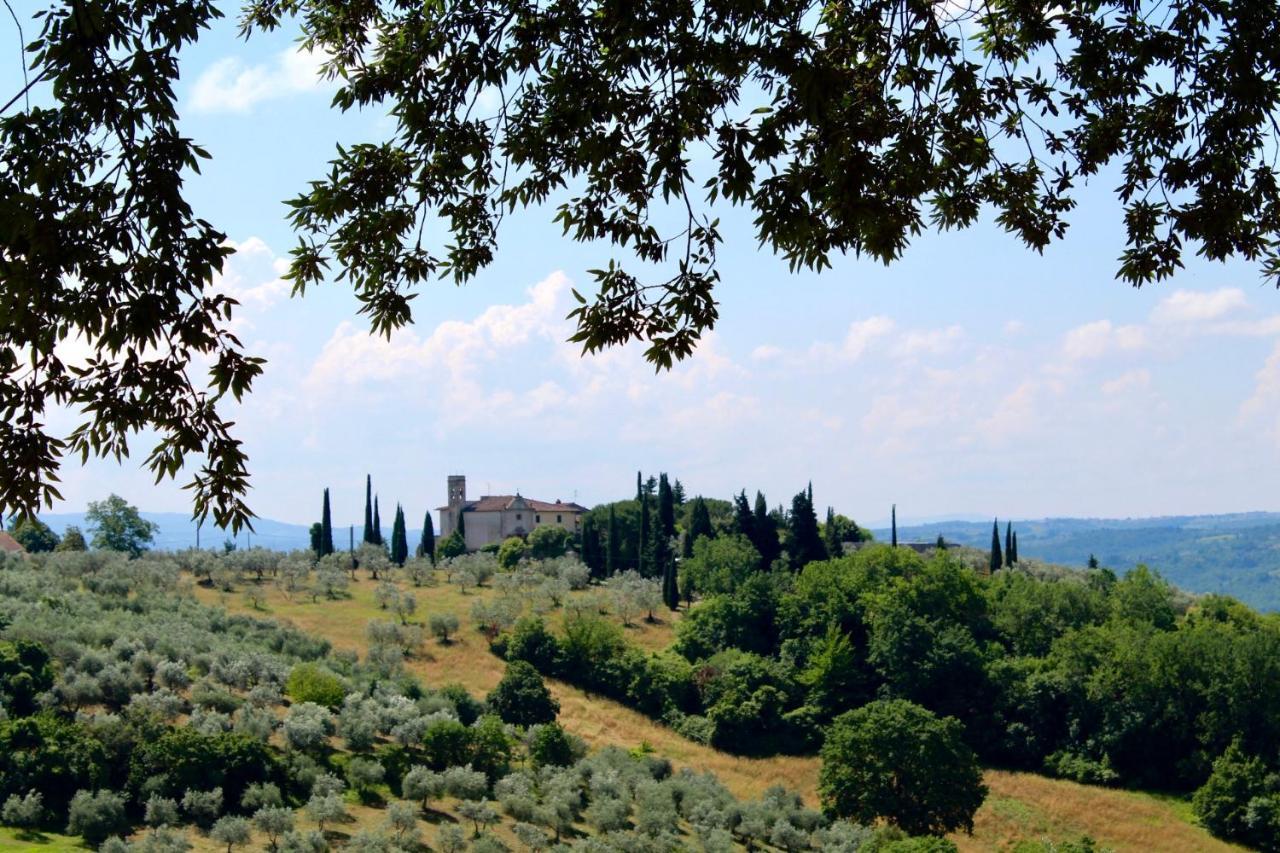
(1193, 741), (1280, 849)
(429, 613), (460, 643)
(285, 663), (346, 708)
(210, 815), (253, 852)
(1, 790), (44, 830)
(487, 661), (559, 727)
(498, 537), (527, 570)
(67, 789), (129, 847)
(528, 723), (577, 768)
(819, 699), (987, 836)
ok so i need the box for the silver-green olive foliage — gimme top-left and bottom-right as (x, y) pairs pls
(7, 0), (1280, 526)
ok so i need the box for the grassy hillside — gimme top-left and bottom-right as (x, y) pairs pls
(195, 571), (1241, 852)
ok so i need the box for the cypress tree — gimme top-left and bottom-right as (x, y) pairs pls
(320, 488), (334, 555)
(390, 504), (408, 565)
(936, 534), (947, 549)
(309, 523), (323, 557)
(753, 491), (781, 569)
(418, 511), (436, 563)
(683, 496), (713, 558)
(657, 473), (676, 538)
(787, 487), (827, 569)
(373, 496), (384, 546)
(1005, 521), (1013, 568)
(655, 521), (677, 610)
(990, 519), (1003, 573)
(638, 486), (652, 576)
(1011, 530), (1019, 564)
(457, 504), (466, 539)
(733, 491), (755, 543)
(606, 504), (619, 577)
(891, 504), (898, 547)
(582, 514), (605, 580)
(363, 475), (375, 543)
(672, 479), (686, 506)
(824, 506), (844, 559)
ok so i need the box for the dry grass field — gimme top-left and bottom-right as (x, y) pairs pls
(191, 570), (1244, 853)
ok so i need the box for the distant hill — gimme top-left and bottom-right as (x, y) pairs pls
(877, 512), (1280, 611)
(38, 512), (428, 555)
(39, 509), (1280, 611)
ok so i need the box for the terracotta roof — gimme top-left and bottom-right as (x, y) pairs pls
(0, 531), (25, 553)
(437, 495), (588, 514)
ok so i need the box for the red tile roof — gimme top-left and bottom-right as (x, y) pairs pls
(0, 531), (25, 553)
(437, 495), (587, 514)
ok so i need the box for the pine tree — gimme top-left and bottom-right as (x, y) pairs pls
(787, 486), (827, 569)
(891, 504), (898, 548)
(582, 514), (605, 580)
(418, 511), (436, 563)
(606, 504), (619, 577)
(1011, 530), (1019, 565)
(683, 496), (714, 558)
(1088, 553), (1098, 569)
(320, 488), (335, 555)
(753, 491), (781, 569)
(936, 534), (947, 549)
(373, 497), (384, 546)
(990, 519), (1003, 574)
(363, 475), (375, 543)
(390, 504), (408, 565)
(657, 473), (676, 538)
(1005, 521), (1013, 568)
(672, 478), (686, 506)
(824, 506), (844, 559)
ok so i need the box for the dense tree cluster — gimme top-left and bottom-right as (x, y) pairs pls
(500, 540), (1280, 846)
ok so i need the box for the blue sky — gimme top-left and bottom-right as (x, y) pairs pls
(8, 13), (1280, 528)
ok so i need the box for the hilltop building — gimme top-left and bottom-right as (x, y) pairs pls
(437, 475), (587, 551)
(0, 531), (24, 554)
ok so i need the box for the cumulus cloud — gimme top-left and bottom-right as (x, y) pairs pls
(894, 324), (964, 358)
(1061, 320), (1147, 361)
(812, 316), (896, 361)
(1240, 341), (1280, 428)
(1152, 288), (1248, 325)
(1101, 369), (1152, 396)
(191, 46), (332, 113)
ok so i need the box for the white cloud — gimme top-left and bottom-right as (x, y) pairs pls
(894, 324), (964, 358)
(191, 46), (332, 113)
(1004, 320), (1026, 336)
(1152, 288), (1248, 325)
(751, 344), (782, 362)
(813, 316), (895, 361)
(1061, 320), (1147, 361)
(1101, 369), (1152, 396)
(306, 272), (572, 391)
(1240, 341), (1280, 428)
(211, 237), (292, 311)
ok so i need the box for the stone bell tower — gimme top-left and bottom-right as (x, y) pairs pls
(447, 475), (467, 507)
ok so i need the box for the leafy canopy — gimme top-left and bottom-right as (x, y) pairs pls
(8, 0), (1280, 525)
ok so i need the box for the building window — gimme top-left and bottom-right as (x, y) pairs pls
(516, 513), (522, 520)
(557, 514), (562, 523)
(535, 514), (541, 523)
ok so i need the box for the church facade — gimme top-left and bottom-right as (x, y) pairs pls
(436, 475), (588, 551)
